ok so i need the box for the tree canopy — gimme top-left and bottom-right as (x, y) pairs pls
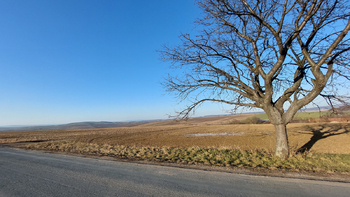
(160, 0), (350, 158)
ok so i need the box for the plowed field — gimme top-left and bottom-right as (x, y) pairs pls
(1, 114), (350, 154)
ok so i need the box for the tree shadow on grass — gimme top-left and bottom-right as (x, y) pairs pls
(296, 124), (350, 154)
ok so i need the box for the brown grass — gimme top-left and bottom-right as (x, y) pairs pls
(20, 141), (350, 173)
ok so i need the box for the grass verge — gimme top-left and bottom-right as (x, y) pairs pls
(22, 140), (350, 174)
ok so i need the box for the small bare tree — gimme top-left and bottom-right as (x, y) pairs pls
(160, 0), (350, 158)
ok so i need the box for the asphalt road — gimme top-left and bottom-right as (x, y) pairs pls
(1, 147), (350, 197)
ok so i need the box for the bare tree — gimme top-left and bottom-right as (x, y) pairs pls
(160, 0), (350, 158)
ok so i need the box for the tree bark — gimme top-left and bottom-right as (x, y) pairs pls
(274, 124), (289, 159)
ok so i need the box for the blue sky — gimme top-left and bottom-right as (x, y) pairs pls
(0, 0), (339, 126)
(0, 0), (232, 126)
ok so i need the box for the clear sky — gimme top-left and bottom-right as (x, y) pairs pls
(0, 0), (337, 127)
(0, 0), (233, 126)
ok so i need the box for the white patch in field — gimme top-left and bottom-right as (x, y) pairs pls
(184, 132), (245, 137)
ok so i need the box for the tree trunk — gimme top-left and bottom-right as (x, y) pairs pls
(274, 124), (289, 159)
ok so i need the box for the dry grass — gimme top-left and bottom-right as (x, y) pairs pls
(21, 141), (350, 173)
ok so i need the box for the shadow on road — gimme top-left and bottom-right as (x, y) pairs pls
(296, 124), (350, 154)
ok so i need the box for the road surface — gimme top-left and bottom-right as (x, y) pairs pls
(0, 147), (349, 197)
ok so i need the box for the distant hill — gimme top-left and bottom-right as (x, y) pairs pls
(298, 106), (331, 112)
(1, 105), (340, 132)
(334, 105), (350, 112)
(0, 120), (158, 132)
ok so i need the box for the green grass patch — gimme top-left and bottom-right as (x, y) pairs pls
(254, 113), (269, 120)
(293, 111), (332, 120)
(23, 140), (350, 173)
